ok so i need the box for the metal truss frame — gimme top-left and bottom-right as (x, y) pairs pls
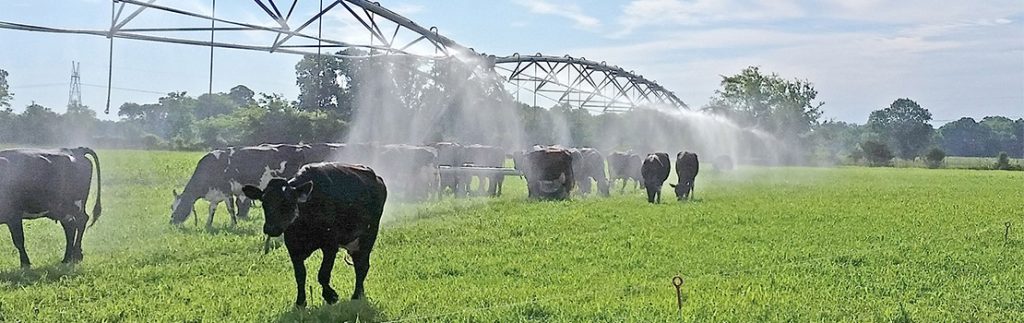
(494, 54), (688, 113)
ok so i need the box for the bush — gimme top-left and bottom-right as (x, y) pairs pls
(995, 152), (1011, 170)
(860, 140), (894, 167)
(140, 133), (167, 150)
(848, 149), (864, 164)
(924, 147), (945, 169)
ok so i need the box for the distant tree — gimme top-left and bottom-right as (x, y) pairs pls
(860, 140), (894, 167)
(924, 147), (945, 169)
(705, 66), (824, 141)
(228, 85), (256, 107)
(0, 68), (11, 108)
(937, 117), (994, 157)
(295, 53), (346, 115)
(62, 103), (98, 145)
(0, 106), (14, 142)
(195, 92), (236, 120)
(866, 98), (933, 159)
(980, 116), (1021, 158)
(808, 120), (863, 163)
(14, 103), (60, 144)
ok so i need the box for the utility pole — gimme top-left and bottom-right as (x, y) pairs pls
(68, 61), (83, 108)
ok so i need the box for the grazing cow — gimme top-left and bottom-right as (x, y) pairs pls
(242, 163), (387, 306)
(608, 151), (643, 192)
(523, 146), (574, 200)
(431, 142), (466, 196)
(228, 144), (309, 220)
(670, 152), (700, 201)
(170, 149), (237, 228)
(571, 148), (610, 196)
(462, 144), (506, 197)
(304, 143), (347, 164)
(640, 153), (671, 203)
(0, 147), (101, 267)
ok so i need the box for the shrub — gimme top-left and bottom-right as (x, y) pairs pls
(924, 147), (945, 169)
(848, 149), (864, 164)
(140, 133), (166, 150)
(995, 152), (1011, 170)
(860, 140), (894, 167)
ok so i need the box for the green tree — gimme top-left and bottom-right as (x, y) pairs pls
(866, 98), (934, 159)
(62, 103), (99, 145)
(980, 116), (1020, 157)
(924, 147), (945, 169)
(937, 117), (994, 157)
(0, 69), (11, 108)
(14, 103), (60, 144)
(228, 85), (256, 107)
(195, 92), (236, 120)
(705, 66), (824, 140)
(295, 53), (347, 115)
(860, 140), (894, 167)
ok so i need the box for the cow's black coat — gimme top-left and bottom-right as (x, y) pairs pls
(671, 151), (699, 201)
(640, 152), (671, 203)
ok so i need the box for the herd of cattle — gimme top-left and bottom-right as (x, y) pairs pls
(0, 143), (705, 306)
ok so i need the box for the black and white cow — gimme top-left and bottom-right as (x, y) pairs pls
(0, 147), (102, 267)
(570, 148), (610, 197)
(228, 144), (309, 220)
(670, 151), (700, 201)
(171, 148), (236, 228)
(608, 151), (643, 193)
(641, 152), (671, 204)
(242, 163), (387, 306)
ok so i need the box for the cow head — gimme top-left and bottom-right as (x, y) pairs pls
(668, 182), (692, 201)
(242, 179), (313, 237)
(169, 189), (193, 224)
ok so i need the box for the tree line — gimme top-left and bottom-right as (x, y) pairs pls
(0, 60), (1020, 167)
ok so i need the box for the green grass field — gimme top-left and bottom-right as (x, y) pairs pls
(0, 150), (1022, 322)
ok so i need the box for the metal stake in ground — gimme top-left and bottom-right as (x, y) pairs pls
(672, 275), (684, 314)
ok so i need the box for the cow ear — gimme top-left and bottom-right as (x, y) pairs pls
(242, 185), (264, 201)
(172, 189), (179, 198)
(669, 184), (677, 188)
(294, 182), (314, 203)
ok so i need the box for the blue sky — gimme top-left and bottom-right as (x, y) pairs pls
(1, 0), (1022, 124)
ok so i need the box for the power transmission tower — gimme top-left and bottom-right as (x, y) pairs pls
(68, 61), (82, 108)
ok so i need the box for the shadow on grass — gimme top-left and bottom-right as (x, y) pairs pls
(172, 222), (262, 236)
(273, 299), (387, 323)
(0, 263), (78, 289)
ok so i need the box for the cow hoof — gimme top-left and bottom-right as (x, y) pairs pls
(20, 263), (31, 269)
(323, 291), (339, 304)
(294, 301), (306, 308)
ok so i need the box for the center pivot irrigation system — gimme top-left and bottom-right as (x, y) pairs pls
(0, 0), (688, 114)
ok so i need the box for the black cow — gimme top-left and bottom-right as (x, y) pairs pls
(571, 148), (610, 197)
(431, 142), (465, 196)
(171, 148), (236, 228)
(640, 153), (671, 203)
(522, 146), (574, 200)
(608, 151), (643, 192)
(242, 163), (387, 306)
(0, 147), (101, 267)
(462, 144), (506, 197)
(379, 144), (439, 200)
(670, 152), (699, 201)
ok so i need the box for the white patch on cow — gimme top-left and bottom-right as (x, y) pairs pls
(205, 189), (229, 203)
(258, 161), (287, 189)
(343, 238), (360, 252)
(211, 150), (223, 159)
(229, 180), (243, 195)
(171, 197), (181, 213)
(74, 200), (84, 212)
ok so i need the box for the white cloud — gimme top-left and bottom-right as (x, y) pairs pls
(616, 0), (804, 36)
(515, 0), (601, 30)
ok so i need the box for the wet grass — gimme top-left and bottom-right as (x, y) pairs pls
(0, 150), (1022, 321)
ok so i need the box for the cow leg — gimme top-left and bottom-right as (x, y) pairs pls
(350, 232), (377, 300)
(72, 212), (88, 262)
(318, 247), (340, 304)
(645, 185), (656, 204)
(206, 202), (217, 230)
(60, 218), (76, 263)
(236, 196), (252, 220)
(656, 184), (662, 204)
(290, 255), (309, 307)
(7, 218), (31, 268)
(226, 197), (237, 225)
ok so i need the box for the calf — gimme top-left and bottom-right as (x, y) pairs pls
(243, 163), (387, 306)
(0, 147), (102, 267)
(640, 153), (671, 203)
(670, 152), (700, 201)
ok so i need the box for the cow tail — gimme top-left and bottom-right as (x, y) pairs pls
(78, 147), (102, 227)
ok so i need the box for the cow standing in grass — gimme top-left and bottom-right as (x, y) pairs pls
(522, 146), (575, 200)
(0, 147), (101, 267)
(670, 152), (699, 201)
(170, 148), (236, 228)
(243, 163), (387, 306)
(608, 151), (643, 192)
(571, 148), (610, 197)
(641, 153), (671, 204)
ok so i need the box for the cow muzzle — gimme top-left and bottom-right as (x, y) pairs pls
(538, 173), (567, 194)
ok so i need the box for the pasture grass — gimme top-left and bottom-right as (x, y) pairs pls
(0, 150), (1022, 321)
